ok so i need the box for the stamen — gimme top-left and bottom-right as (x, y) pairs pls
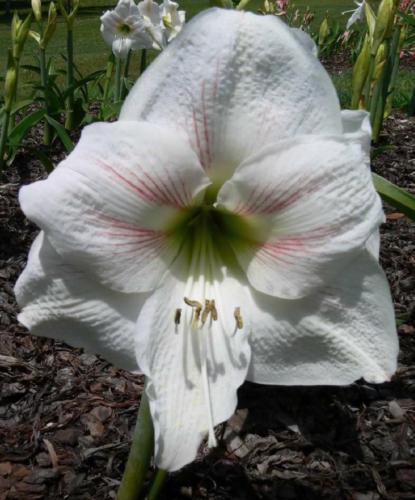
(210, 299), (218, 321)
(234, 307), (243, 329)
(201, 299), (212, 325)
(184, 297), (203, 328)
(174, 308), (182, 325)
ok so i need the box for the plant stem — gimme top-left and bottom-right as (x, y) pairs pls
(117, 390), (154, 500)
(114, 57), (122, 103)
(147, 469), (168, 500)
(139, 49), (147, 76)
(39, 48), (52, 145)
(363, 53), (376, 109)
(0, 109), (11, 169)
(65, 27), (75, 130)
(121, 50), (131, 100)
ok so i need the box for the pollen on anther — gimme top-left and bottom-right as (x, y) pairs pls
(234, 307), (243, 329)
(174, 308), (182, 325)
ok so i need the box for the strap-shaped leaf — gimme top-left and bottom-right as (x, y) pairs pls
(8, 109), (46, 148)
(372, 173), (415, 220)
(45, 115), (74, 152)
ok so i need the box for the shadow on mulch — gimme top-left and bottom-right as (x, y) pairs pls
(0, 110), (414, 499)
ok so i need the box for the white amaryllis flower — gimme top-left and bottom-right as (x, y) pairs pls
(137, 0), (186, 49)
(100, 0), (154, 58)
(16, 9), (398, 472)
(344, 0), (366, 29)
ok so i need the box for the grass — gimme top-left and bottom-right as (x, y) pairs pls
(1, 0), (411, 110)
(0, 0), (356, 78)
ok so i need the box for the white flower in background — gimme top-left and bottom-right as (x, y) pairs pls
(101, 0), (186, 55)
(161, 0), (186, 42)
(100, 0), (152, 58)
(16, 9), (398, 472)
(344, 0), (366, 30)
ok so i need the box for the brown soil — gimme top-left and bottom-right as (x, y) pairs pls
(0, 108), (414, 498)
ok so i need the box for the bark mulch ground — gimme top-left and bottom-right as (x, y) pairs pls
(0, 111), (414, 499)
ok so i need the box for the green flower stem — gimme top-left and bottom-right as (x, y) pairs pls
(139, 49), (147, 76)
(0, 109), (11, 169)
(117, 390), (154, 500)
(147, 469), (168, 500)
(9, 58), (20, 130)
(39, 47), (52, 145)
(121, 50), (131, 100)
(65, 27), (75, 130)
(362, 52), (376, 109)
(115, 57), (122, 103)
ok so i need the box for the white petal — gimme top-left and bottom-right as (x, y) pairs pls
(138, 0), (161, 26)
(120, 8), (341, 184)
(19, 121), (210, 294)
(341, 109), (371, 155)
(217, 134), (384, 299)
(135, 262), (252, 471)
(290, 27), (318, 57)
(15, 233), (145, 372)
(113, 37), (133, 59)
(247, 251), (398, 385)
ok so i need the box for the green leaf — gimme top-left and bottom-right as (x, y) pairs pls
(11, 99), (33, 115)
(372, 173), (415, 220)
(45, 115), (74, 152)
(31, 148), (55, 172)
(8, 109), (46, 148)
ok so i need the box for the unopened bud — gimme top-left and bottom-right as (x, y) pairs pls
(4, 51), (17, 111)
(12, 13), (32, 59)
(40, 2), (57, 49)
(318, 17), (329, 46)
(372, 0), (396, 54)
(31, 0), (42, 22)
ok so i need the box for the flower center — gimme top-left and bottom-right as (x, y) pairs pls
(168, 203), (248, 447)
(118, 23), (132, 35)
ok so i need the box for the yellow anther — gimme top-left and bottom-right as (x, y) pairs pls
(174, 308), (181, 325)
(184, 297), (203, 310)
(234, 307), (243, 329)
(184, 297), (203, 327)
(201, 300), (212, 325)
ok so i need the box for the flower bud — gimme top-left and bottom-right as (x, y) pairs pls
(318, 17), (329, 46)
(40, 2), (57, 49)
(372, 0), (396, 54)
(351, 34), (371, 108)
(4, 50), (17, 112)
(12, 13), (32, 60)
(32, 0), (42, 22)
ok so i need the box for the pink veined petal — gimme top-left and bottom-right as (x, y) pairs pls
(217, 134), (384, 299)
(15, 233), (146, 372)
(247, 250), (398, 385)
(19, 121), (210, 294)
(120, 8), (341, 184)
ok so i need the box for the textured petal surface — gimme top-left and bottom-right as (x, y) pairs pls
(19, 121), (210, 294)
(135, 261), (252, 471)
(121, 8), (341, 184)
(217, 134), (384, 298)
(15, 233), (144, 372)
(247, 251), (398, 385)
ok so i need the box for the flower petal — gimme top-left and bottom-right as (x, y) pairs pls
(217, 134), (384, 299)
(19, 121), (210, 293)
(135, 263), (252, 471)
(247, 251), (398, 385)
(15, 233), (145, 372)
(120, 8), (341, 184)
